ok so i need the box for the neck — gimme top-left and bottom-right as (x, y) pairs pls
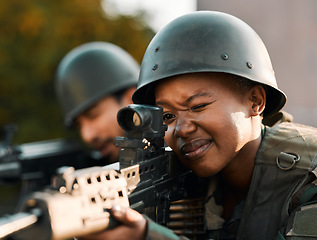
(220, 123), (262, 196)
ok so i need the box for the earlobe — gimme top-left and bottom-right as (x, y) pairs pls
(250, 85), (266, 116)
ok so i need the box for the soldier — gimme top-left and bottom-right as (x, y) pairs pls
(55, 42), (139, 164)
(79, 11), (317, 240)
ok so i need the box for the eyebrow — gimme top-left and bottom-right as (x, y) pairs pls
(185, 92), (211, 103)
(156, 91), (211, 107)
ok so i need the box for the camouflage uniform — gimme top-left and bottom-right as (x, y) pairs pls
(144, 122), (317, 240)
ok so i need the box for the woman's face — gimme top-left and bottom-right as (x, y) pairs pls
(155, 72), (258, 177)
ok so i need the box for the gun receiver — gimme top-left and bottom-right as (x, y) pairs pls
(0, 105), (205, 240)
(115, 105), (201, 224)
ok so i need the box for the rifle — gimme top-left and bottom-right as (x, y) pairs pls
(0, 104), (206, 240)
(0, 124), (109, 215)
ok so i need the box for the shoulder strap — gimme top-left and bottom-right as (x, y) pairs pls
(262, 111), (293, 127)
(277, 168), (317, 239)
(261, 122), (317, 171)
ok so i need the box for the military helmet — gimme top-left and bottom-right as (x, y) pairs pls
(55, 41), (140, 127)
(132, 11), (286, 117)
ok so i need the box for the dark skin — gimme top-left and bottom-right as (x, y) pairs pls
(78, 205), (147, 240)
(156, 72), (265, 220)
(79, 72), (266, 239)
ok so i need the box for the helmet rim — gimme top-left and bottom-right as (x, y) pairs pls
(133, 11), (287, 117)
(55, 41), (140, 127)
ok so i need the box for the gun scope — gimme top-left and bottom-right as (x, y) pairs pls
(117, 104), (160, 132)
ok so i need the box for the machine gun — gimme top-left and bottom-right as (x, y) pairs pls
(0, 124), (109, 214)
(0, 105), (206, 240)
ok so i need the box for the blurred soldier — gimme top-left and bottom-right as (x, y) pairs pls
(79, 11), (317, 240)
(55, 42), (139, 164)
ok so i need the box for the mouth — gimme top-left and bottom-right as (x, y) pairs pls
(180, 139), (213, 160)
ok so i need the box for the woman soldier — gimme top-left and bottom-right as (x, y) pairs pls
(80, 11), (317, 240)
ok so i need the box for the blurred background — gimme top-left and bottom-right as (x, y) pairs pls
(0, 0), (153, 144)
(0, 0), (197, 145)
(1, 0), (317, 145)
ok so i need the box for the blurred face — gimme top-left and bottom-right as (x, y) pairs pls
(155, 72), (262, 177)
(76, 96), (128, 163)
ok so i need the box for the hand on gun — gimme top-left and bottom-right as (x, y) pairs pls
(78, 205), (146, 240)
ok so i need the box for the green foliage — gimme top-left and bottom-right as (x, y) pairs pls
(0, 0), (154, 144)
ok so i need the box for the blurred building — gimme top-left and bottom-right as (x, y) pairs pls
(197, 0), (317, 127)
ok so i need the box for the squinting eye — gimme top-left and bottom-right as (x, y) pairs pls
(191, 103), (208, 111)
(162, 113), (175, 123)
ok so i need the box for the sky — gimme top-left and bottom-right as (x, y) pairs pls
(103, 0), (197, 32)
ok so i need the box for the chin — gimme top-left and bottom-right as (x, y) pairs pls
(191, 165), (219, 178)
(193, 170), (212, 178)
(97, 153), (117, 165)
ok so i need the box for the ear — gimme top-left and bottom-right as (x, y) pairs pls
(249, 85), (266, 116)
(122, 87), (137, 105)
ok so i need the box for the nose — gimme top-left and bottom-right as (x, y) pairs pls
(80, 121), (98, 144)
(174, 112), (197, 138)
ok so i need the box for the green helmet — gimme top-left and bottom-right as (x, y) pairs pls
(55, 42), (140, 127)
(133, 11), (286, 117)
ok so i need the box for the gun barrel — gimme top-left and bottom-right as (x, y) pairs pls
(0, 212), (38, 238)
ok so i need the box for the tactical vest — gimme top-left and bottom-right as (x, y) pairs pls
(236, 122), (317, 240)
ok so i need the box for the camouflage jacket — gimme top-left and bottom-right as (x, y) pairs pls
(145, 122), (317, 240)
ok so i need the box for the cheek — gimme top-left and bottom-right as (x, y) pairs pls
(230, 112), (252, 148)
(97, 111), (122, 134)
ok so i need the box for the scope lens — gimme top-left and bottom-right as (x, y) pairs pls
(117, 106), (152, 132)
(133, 112), (141, 127)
